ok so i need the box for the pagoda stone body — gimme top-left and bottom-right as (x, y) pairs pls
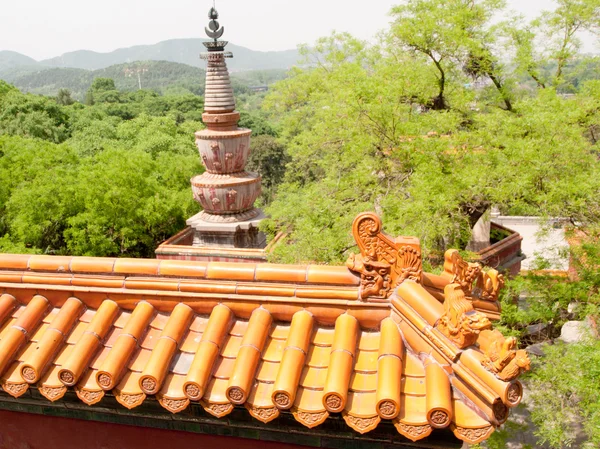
(186, 10), (266, 249)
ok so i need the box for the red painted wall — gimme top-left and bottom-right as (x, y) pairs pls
(0, 410), (300, 449)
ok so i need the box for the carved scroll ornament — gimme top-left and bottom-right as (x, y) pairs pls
(346, 213), (422, 300)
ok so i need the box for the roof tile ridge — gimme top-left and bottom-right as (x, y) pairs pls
(401, 324), (502, 427)
(448, 378), (495, 426)
(397, 281), (524, 426)
(391, 283), (509, 408)
(390, 281), (459, 362)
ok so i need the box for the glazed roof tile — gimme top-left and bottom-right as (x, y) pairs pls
(0, 214), (526, 445)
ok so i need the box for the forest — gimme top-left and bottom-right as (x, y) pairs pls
(1, 0), (600, 447)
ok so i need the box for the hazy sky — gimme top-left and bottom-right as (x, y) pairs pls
(0, 0), (593, 61)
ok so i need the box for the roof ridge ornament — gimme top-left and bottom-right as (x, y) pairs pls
(346, 212), (423, 300)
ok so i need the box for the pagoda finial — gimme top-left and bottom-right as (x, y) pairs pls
(204, 3), (225, 48)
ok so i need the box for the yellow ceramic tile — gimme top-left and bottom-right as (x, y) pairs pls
(269, 324), (290, 340)
(262, 337), (285, 362)
(103, 327), (122, 348)
(116, 371), (143, 394)
(350, 372), (377, 392)
(113, 311), (132, 329)
(42, 308), (59, 324)
(357, 332), (380, 351)
(29, 322), (49, 342)
(66, 321), (87, 344)
(294, 386), (325, 412)
(39, 365), (63, 387)
(189, 315), (209, 333)
(203, 377), (229, 403)
(220, 335), (242, 358)
(180, 330), (202, 354)
(401, 376), (426, 396)
(78, 368), (101, 390)
(2, 361), (23, 383)
(306, 345), (330, 368)
(453, 398), (490, 428)
(354, 350), (378, 373)
(247, 380), (274, 408)
(403, 353), (425, 377)
(160, 373), (187, 398)
(0, 317), (16, 341)
(53, 344), (73, 366)
(128, 348), (151, 372)
(398, 394), (427, 424)
(90, 346), (111, 369)
(170, 352), (194, 375)
(149, 312), (168, 330)
(140, 328), (161, 350)
(299, 366), (327, 389)
(346, 391), (378, 417)
(79, 309), (95, 323)
(16, 342), (38, 362)
(213, 356), (235, 379)
(256, 360), (279, 382)
(11, 305), (25, 319)
(229, 320), (248, 337)
(311, 327), (334, 346)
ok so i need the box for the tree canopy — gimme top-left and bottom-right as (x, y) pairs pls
(261, 1), (600, 265)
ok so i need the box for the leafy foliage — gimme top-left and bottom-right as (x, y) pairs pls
(0, 90), (71, 142)
(261, 27), (600, 263)
(0, 78), (207, 257)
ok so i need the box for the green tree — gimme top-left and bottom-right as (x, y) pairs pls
(246, 135), (289, 204)
(262, 21), (600, 263)
(90, 77), (117, 92)
(0, 90), (71, 143)
(389, 0), (510, 110)
(56, 88), (75, 106)
(509, 0), (600, 90)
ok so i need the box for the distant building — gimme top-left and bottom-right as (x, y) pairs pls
(249, 85), (268, 93)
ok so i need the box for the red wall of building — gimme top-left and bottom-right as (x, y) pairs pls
(0, 410), (300, 449)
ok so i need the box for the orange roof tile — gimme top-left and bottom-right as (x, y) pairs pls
(0, 213), (528, 445)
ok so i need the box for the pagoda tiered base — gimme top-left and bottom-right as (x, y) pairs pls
(186, 208), (267, 249)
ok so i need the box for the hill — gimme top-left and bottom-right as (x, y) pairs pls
(3, 61), (204, 99)
(34, 39), (299, 72)
(3, 61), (288, 99)
(0, 51), (37, 71)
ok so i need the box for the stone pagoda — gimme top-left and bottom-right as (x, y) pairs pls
(186, 6), (266, 249)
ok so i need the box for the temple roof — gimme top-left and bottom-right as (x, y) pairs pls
(0, 213), (528, 446)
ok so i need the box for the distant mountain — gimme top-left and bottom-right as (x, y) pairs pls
(4, 61), (206, 99)
(0, 39), (297, 98)
(38, 39), (300, 72)
(0, 51), (37, 71)
(2, 60), (287, 99)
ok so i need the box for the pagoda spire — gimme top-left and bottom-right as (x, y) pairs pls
(186, 5), (266, 249)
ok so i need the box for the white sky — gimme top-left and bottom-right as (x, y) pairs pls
(0, 0), (595, 61)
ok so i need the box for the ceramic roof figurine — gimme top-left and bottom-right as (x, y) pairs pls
(0, 211), (529, 446)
